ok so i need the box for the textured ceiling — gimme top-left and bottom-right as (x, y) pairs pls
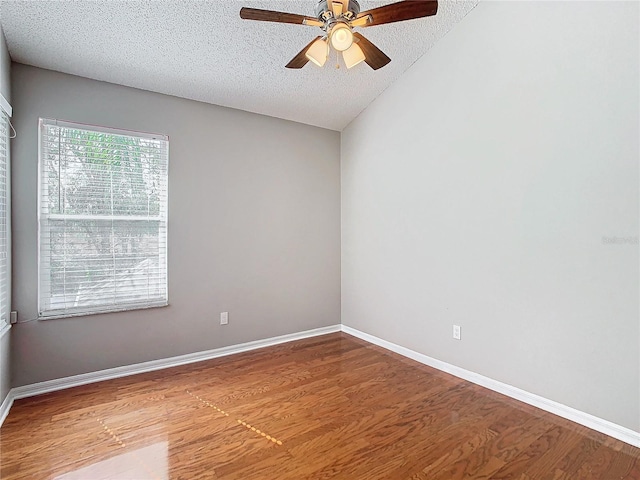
(0, 0), (477, 131)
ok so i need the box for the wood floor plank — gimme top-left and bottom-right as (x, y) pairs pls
(1, 332), (638, 479)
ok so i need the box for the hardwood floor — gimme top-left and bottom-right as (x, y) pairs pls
(1, 332), (638, 479)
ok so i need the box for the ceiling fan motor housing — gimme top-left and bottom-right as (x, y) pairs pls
(315, 0), (361, 21)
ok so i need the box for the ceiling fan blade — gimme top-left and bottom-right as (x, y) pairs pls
(286, 36), (323, 69)
(353, 33), (391, 70)
(356, 0), (438, 27)
(240, 7), (319, 26)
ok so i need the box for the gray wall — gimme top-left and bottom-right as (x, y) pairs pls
(0, 22), (11, 408)
(342, 1), (639, 431)
(0, 23), (9, 100)
(11, 64), (341, 387)
(0, 331), (8, 406)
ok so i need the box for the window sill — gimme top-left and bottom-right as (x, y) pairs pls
(38, 302), (169, 321)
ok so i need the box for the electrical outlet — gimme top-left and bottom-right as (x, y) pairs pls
(220, 312), (229, 325)
(453, 325), (461, 340)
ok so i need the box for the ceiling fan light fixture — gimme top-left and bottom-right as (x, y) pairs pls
(343, 42), (366, 69)
(305, 37), (329, 67)
(330, 23), (354, 52)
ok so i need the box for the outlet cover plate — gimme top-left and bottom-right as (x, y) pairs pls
(453, 325), (461, 340)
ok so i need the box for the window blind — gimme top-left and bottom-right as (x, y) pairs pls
(0, 109), (10, 328)
(38, 118), (169, 318)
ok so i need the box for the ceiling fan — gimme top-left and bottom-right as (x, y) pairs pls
(240, 0), (438, 71)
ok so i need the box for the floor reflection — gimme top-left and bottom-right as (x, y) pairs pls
(54, 441), (168, 480)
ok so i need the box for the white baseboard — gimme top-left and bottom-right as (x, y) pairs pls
(0, 324), (340, 427)
(3, 323), (639, 450)
(340, 324), (640, 448)
(0, 390), (14, 426)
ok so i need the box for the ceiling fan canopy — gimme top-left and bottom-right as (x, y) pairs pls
(240, 0), (438, 71)
(313, 0), (362, 20)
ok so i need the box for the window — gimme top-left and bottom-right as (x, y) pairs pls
(38, 119), (169, 318)
(0, 96), (11, 332)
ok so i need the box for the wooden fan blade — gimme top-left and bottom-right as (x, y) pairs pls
(240, 7), (318, 25)
(353, 33), (391, 70)
(356, 0), (438, 27)
(286, 36), (322, 69)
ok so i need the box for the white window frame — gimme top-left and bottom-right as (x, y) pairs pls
(38, 118), (169, 319)
(0, 94), (11, 336)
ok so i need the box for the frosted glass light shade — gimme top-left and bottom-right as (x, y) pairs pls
(305, 38), (328, 67)
(330, 24), (354, 52)
(343, 43), (365, 69)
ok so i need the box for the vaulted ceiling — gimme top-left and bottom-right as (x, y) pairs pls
(0, 0), (477, 130)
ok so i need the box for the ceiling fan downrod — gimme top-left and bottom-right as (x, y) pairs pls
(314, 0), (361, 24)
